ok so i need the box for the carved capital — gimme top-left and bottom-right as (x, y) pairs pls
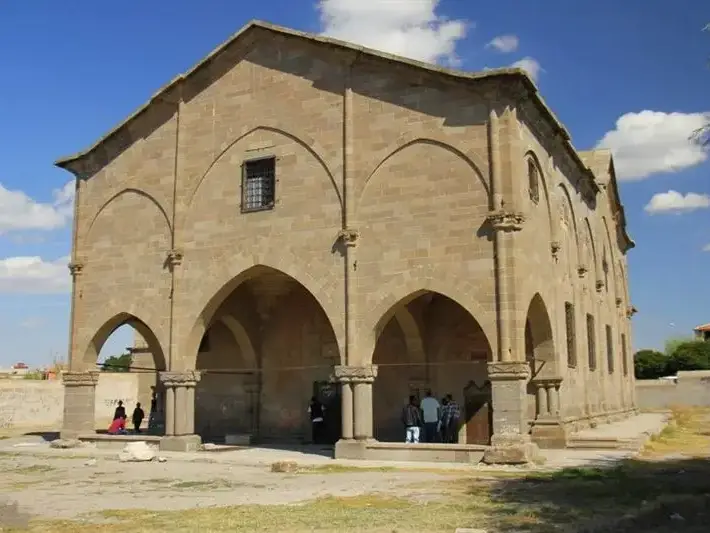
(331, 365), (378, 384)
(159, 371), (201, 388)
(166, 249), (184, 267)
(615, 297), (623, 308)
(337, 228), (360, 247)
(533, 377), (563, 389)
(487, 361), (529, 380)
(61, 371), (100, 387)
(626, 306), (637, 319)
(577, 265), (588, 278)
(550, 241), (561, 261)
(595, 280), (605, 293)
(68, 261), (85, 278)
(486, 210), (525, 232)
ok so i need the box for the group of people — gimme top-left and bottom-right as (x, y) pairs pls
(107, 400), (145, 435)
(401, 390), (461, 444)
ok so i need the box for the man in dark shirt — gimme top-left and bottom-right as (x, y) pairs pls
(401, 395), (423, 443)
(131, 403), (145, 433)
(441, 394), (461, 443)
(113, 400), (126, 421)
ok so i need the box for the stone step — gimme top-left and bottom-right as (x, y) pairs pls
(567, 436), (643, 451)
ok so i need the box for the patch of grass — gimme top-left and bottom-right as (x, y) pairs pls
(9, 464), (55, 474)
(642, 406), (710, 457)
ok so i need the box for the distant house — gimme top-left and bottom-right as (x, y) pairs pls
(694, 323), (710, 342)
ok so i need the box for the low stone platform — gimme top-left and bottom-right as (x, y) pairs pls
(78, 433), (162, 450)
(335, 440), (487, 463)
(567, 412), (670, 451)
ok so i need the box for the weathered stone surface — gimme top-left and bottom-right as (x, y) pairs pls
(56, 20), (636, 452)
(50, 438), (84, 449)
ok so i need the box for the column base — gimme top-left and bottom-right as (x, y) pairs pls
(59, 429), (82, 440)
(482, 434), (544, 465)
(530, 419), (568, 449)
(159, 434), (202, 452)
(334, 439), (368, 460)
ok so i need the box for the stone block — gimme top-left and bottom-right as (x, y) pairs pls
(159, 434), (202, 452)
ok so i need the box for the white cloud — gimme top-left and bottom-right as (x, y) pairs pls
(316, 0), (469, 66)
(596, 111), (710, 181)
(487, 34), (519, 53)
(0, 255), (71, 294)
(0, 180), (74, 234)
(703, 243), (710, 252)
(510, 57), (542, 82)
(644, 190), (710, 214)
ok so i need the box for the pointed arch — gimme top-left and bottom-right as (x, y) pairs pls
(217, 314), (258, 370)
(525, 292), (557, 378)
(584, 217), (601, 281)
(524, 150), (555, 243)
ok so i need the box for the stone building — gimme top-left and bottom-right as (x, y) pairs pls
(57, 21), (636, 462)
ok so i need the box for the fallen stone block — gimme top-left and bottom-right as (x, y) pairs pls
(270, 461), (299, 473)
(49, 438), (84, 449)
(118, 441), (157, 462)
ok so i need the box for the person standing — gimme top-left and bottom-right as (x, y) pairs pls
(441, 394), (461, 443)
(308, 396), (325, 445)
(131, 402), (145, 434)
(401, 395), (423, 443)
(113, 400), (126, 421)
(419, 390), (441, 443)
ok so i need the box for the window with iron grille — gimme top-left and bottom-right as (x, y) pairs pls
(586, 313), (596, 370)
(621, 333), (629, 376)
(606, 325), (614, 374)
(242, 157), (276, 212)
(565, 302), (577, 367)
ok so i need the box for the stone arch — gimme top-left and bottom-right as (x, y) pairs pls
(84, 188), (172, 244)
(394, 308), (426, 364)
(183, 123), (342, 221)
(364, 273), (496, 365)
(217, 315), (258, 370)
(358, 137), (491, 210)
(524, 150), (556, 247)
(79, 311), (166, 371)
(181, 262), (341, 370)
(584, 217), (601, 281)
(525, 293), (557, 378)
(601, 216), (618, 300)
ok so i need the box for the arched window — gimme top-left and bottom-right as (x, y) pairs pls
(527, 158), (540, 204)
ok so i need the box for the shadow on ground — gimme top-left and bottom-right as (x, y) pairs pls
(22, 432), (59, 442)
(484, 457), (710, 532)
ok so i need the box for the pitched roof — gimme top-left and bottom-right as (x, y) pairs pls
(55, 20), (619, 233)
(578, 149), (635, 251)
(694, 323), (710, 332)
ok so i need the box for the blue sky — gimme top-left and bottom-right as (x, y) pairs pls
(0, 0), (708, 367)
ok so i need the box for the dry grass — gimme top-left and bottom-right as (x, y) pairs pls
(9, 408), (710, 533)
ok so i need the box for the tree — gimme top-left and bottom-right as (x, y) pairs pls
(666, 341), (710, 374)
(633, 349), (670, 379)
(101, 353), (132, 372)
(663, 336), (694, 356)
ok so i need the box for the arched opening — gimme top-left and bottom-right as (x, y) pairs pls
(524, 293), (557, 424)
(190, 265), (341, 445)
(372, 291), (493, 445)
(84, 313), (167, 434)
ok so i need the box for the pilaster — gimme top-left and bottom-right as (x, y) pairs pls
(482, 361), (543, 464)
(60, 371), (100, 439)
(158, 371), (202, 452)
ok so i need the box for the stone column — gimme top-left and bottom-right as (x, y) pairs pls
(60, 371), (100, 439)
(483, 362), (541, 464)
(535, 382), (549, 418)
(529, 377), (567, 449)
(158, 371), (202, 452)
(332, 365), (377, 460)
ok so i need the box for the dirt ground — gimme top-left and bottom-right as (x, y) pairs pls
(0, 408), (707, 532)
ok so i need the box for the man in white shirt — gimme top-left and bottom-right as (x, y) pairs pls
(419, 390), (441, 443)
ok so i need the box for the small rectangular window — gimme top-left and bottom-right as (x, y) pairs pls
(242, 157), (276, 212)
(565, 302), (577, 368)
(606, 325), (614, 374)
(621, 333), (629, 376)
(586, 314), (596, 371)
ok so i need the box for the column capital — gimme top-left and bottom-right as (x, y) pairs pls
(159, 371), (201, 388)
(166, 249), (184, 268)
(61, 371), (100, 387)
(487, 361), (529, 381)
(68, 261), (85, 278)
(486, 210), (525, 232)
(534, 377), (563, 388)
(331, 365), (378, 384)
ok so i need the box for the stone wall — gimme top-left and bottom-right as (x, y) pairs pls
(0, 373), (141, 432)
(635, 371), (710, 410)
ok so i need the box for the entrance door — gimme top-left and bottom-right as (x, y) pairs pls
(313, 381), (341, 445)
(463, 381), (492, 445)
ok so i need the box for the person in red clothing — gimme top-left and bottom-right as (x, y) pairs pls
(108, 415), (127, 435)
